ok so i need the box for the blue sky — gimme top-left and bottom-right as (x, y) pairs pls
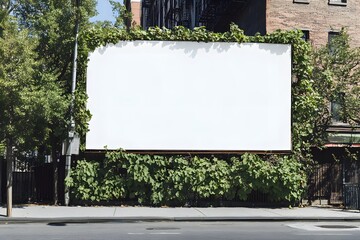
(91, 0), (122, 22)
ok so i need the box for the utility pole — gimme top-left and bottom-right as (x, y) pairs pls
(64, 0), (80, 206)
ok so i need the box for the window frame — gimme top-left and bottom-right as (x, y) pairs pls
(328, 0), (347, 6)
(328, 31), (340, 54)
(301, 30), (310, 42)
(330, 93), (348, 125)
(293, 0), (310, 4)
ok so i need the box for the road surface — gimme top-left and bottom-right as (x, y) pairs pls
(1, 221), (360, 240)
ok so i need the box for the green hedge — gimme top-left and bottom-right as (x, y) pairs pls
(66, 151), (307, 205)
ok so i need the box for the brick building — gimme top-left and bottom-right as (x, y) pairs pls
(128, 0), (360, 142)
(127, 0), (360, 205)
(259, 0), (359, 47)
(128, 0), (360, 47)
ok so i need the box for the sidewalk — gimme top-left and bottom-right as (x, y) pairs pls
(0, 205), (360, 223)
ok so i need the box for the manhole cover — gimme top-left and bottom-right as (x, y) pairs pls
(47, 222), (67, 227)
(317, 225), (358, 229)
(146, 227), (180, 231)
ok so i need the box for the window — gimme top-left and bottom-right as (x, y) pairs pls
(301, 30), (310, 42)
(331, 101), (343, 123)
(328, 31), (339, 43)
(328, 31), (339, 54)
(331, 93), (346, 124)
(329, 0), (347, 6)
(293, 0), (310, 3)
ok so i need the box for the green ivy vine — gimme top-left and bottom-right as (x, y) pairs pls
(69, 24), (319, 205)
(80, 24), (317, 158)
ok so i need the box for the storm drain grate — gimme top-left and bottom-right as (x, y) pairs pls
(317, 225), (359, 229)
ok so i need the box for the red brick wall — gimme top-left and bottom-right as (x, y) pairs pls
(266, 0), (360, 47)
(130, 0), (142, 26)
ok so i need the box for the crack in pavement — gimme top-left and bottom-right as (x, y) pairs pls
(194, 208), (207, 217)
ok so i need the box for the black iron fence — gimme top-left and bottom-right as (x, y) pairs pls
(1, 156), (65, 205)
(1, 151), (359, 207)
(343, 183), (360, 210)
(308, 146), (360, 207)
(308, 163), (344, 204)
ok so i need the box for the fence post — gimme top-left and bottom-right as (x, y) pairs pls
(358, 184), (360, 210)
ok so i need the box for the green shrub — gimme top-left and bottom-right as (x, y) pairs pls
(67, 151), (307, 205)
(66, 159), (126, 202)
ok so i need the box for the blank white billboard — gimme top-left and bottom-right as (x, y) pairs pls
(86, 41), (291, 151)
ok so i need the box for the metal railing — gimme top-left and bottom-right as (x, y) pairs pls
(343, 183), (360, 210)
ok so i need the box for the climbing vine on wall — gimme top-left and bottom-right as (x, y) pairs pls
(68, 25), (319, 205)
(80, 24), (318, 158)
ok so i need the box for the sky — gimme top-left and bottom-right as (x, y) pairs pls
(91, 0), (122, 22)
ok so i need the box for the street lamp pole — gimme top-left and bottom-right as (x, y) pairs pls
(64, 0), (80, 206)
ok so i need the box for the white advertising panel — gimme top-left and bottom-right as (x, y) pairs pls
(86, 41), (292, 151)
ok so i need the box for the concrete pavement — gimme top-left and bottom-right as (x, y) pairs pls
(0, 205), (359, 223)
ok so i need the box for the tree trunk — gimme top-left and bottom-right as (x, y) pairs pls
(0, 154), (3, 205)
(6, 139), (13, 217)
(52, 147), (59, 205)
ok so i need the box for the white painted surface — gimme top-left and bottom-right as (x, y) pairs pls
(287, 223), (360, 232)
(86, 41), (291, 151)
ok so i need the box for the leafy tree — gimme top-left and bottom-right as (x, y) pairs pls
(0, 1), (13, 36)
(0, 17), (69, 215)
(13, 0), (96, 137)
(15, 0), (96, 205)
(313, 30), (360, 129)
(110, 0), (132, 29)
(92, 1), (133, 30)
(1, 0), (96, 206)
(0, 20), (38, 151)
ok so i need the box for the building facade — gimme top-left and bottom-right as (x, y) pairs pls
(128, 0), (360, 47)
(128, 0), (360, 141)
(127, 0), (360, 205)
(265, 0), (360, 47)
(128, 0), (253, 32)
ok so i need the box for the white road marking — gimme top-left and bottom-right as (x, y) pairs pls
(296, 233), (352, 236)
(287, 223), (360, 232)
(149, 232), (181, 235)
(128, 232), (181, 235)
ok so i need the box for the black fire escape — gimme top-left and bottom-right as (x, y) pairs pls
(141, 0), (190, 29)
(141, 0), (249, 32)
(198, 0), (249, 32)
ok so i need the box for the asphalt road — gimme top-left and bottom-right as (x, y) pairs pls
(1, 221), (360, 240)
